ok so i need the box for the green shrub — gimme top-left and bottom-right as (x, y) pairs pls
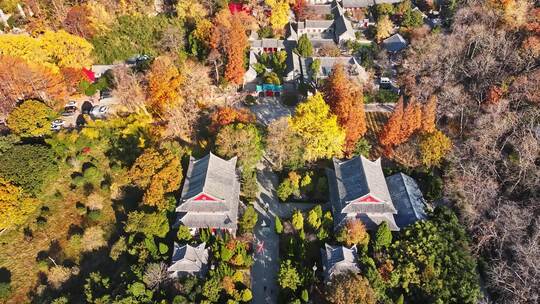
(87, 210), (102, 222)
(0, 282), (11, 300)
(0, 144), (57, 195)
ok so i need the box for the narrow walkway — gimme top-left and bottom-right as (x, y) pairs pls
(251, 159), (316, 304)
(364, 103), (396, 112)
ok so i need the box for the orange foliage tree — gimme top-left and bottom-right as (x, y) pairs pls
(401, 98), (422, 140)
(61, 67), (87, 93)
(0, 56), (67, 118)
(210, 10), (251, 85)
(210, 106), (255, 133)
(421, 95), (437, 133)
(323, 63), (367, 154)
(146, 56), (184, 117)
(223, 17), (248, 85)
(379, 96), (404, 151)
(379, 96), (423, 153)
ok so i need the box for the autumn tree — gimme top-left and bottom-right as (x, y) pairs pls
(7, 100), (55, 138)
(223, 17), (248, 85)
(292, 0), (307, 20)
(376, 15), (394, 41)
(215, 123), (263, 170)
(326, 272), (376, 304)
(289, 93), (345, 162)
(379, 97), (422, 152)
(129, 147), (182, 210)
(147, 56), (184, 117)
(39, 30), (94, 69)
(266, 117), (304, 170)
(110, 66), (148, 114)
(63, 5), (95, 38)
(337, 219), (369, 247)
(176, 0), (208, 25)
(421, 95), (436, 133)
(0, 56), (67, 119)
(0, 177), (40, 231)
(324, 64), (367, 154)
(210, 107), (255, 133)
(266, 0), (290, 30)
(400, 98), (422, 140)
(419, 130), (452, 167)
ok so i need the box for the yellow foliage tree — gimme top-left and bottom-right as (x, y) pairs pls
(336, 219), (370, 247)
(0, 177), (40, 231)
(0, 34), (53, 70)
(0, 31), (93, 71)
(266, 0), (290, 30)
(376, 15), (394, 42)
(289, 93), (345, 161)
(86, 1), (114, 35)
(39, 30), (94, 69)
(419, 129), (452, 167)
(177, 0), (208, 24)
(129, 147), (182, 210)
(147, 56), (184, 117)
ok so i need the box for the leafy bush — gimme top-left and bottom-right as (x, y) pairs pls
(0, 144), (58, 195)
(239, 205), (258, 234)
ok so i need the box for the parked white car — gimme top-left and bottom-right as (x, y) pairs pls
(51, 119), (65, 131)
(90, 105), (109, 119)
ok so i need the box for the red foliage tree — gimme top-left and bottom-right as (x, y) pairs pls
(292, 0), (307, 21)
(324, 64), (367, 154)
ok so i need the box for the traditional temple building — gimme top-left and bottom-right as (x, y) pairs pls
(175, 153), (240, 236)
(326, 156), (427, 231)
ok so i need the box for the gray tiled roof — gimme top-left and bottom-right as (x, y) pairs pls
(298, 19), (334, 30)
(321, 244), (360, 281)
(175, 153), (239, 232)
(374, 0), (402, 4)
(342, 0), (374, 8)
(386, 173), (427, 228)
(327, 156), (399, 231)
(382, 33), (407, 52)
(168, 243), (209, 277)
(250, 39), (285, 49)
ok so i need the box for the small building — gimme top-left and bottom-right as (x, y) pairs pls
(175, 153), (240, 236)
(167, 243), (209, 278)
(300, 56), (368, 82)
(327, 156), (399, 231)
(386, 173), (428, 227)
(321, 244), (360, 281)
(382, 33), (407, 53)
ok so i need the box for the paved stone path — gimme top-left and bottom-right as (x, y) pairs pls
(251, 159), (317, 304)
